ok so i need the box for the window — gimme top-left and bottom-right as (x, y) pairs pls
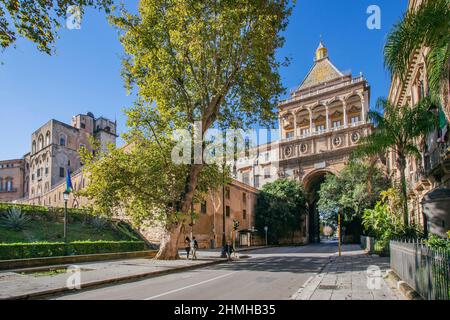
(316, 124), (325, 132)
(332, 120), (342, 128)
(32, 174), (35, 181)
(286, 131), (294, 139)
(242, 193), (247, 204)
(243, 210), (247, 220)
(45, 131), (51, 146)
(32, 141), (37, 154)
(351, 116), (360, 124)
(254, 176), (260, 189)
(201, 201), (207, 214)
(264, 152), (270, 162)
(60, 135), (66, 146)
(301, 128), (310, 136)
(80, 123), (86, 129)
(38, 135), (44, 150)
(225, 187), (230, 199)
(226, 206), (231, 217)
(60, 167), (65, 177)
(264, 167), (271, 179)
(37, 168), (41, 178)
(6, 180), (13, 191)
(242, 172), (250, 185)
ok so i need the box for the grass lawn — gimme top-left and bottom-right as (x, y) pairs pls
(0, 220), (132, 243)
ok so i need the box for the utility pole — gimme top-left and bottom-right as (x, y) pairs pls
(338, 209), (342, 257)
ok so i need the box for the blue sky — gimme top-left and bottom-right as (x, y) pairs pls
(0, 0), (407, 159)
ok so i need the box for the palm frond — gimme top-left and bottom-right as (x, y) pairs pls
(384, 0), (450, 81)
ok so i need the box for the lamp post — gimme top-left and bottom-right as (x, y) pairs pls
(264, 226), (268, 246)
(63, 191), (70, 243)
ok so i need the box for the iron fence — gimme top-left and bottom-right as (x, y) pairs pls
(390, 240), (449, 300)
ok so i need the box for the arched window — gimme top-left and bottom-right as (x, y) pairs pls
(32, 141), (37, 154)
(59, 134), (66, 147)
(45, 131), (51, 146)
(38, 135), (44, 150)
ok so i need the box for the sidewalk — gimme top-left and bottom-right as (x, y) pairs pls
(292, 245), (405, 300)
(0, 247), (262, 300)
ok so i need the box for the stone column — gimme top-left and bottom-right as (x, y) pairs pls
(308, 108), (314, 134)
(325, 105), (330, 130)
(343, 101), (348, 127)
(360, 94), (366, 123)
(293, 112), (298, 137)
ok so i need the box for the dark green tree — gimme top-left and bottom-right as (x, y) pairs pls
(255, 179), (307, 244)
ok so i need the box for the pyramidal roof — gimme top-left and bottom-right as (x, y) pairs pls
(298, 41), (344, 90)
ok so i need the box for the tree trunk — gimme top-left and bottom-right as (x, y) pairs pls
(155, 164), (203, 260)
(397, 156), (409, 226)
(155, 223), (183, 260)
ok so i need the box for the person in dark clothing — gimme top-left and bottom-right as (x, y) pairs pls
(223, 240), (234, 261)
(185, 236), (191, 259)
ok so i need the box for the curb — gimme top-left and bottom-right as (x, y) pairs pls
(3, 246), (270, 300)
(290, 256), (335, 300)
(385, 270), (423, 300)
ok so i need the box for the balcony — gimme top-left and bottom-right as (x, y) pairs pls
(424, 141), (450, 176)
(280, 121), (367, 143)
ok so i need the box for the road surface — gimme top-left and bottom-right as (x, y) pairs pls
(53, 243), (340, 300)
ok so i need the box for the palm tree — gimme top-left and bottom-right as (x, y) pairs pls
(384, 0), (450, 119)
(354, 97), (437, 225)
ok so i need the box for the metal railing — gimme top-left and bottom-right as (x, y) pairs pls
(390, 240), (449, 300)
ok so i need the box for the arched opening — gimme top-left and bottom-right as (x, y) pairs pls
(304, 170), (335, 243)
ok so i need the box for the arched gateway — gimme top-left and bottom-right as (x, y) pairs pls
(234, 41), (372, 244)
(277, 41), (372, 243)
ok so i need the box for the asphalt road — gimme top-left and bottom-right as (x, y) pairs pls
(53, 243), (339, 300)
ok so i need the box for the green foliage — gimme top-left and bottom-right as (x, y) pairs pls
(0, 202), (141, 243)
(384, 0), (449, 102)
(255, 179), (307, 244)
(317, 161), (389, 221)
(362, 188), (423, 248)
(0, 207), (30, 231)
(354, 97), (438, 225)
(425, 234), (450, 252)
(0, 0), (113, 54)
(79, 137), (226, 228)
(0, 240), (146, 260)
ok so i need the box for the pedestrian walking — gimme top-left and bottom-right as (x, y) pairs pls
(185, 236), (191, 260)
(190, 236), (199, 260)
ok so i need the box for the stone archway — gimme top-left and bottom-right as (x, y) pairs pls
(303, 169), (335, 243)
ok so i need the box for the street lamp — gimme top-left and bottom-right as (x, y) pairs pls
(264, 226), (268, 246)
(63, 191), (70, 243)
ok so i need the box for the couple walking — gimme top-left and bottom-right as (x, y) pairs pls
(185, 236), (199, 260)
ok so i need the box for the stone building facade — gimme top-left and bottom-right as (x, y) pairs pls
(387, 0), (450, 236)
(0, 159), (25, 202)
(234, 42), (373, 243)
(17, 112), (117, 205)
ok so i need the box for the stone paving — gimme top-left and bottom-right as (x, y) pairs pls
(292, 245), (405, 300)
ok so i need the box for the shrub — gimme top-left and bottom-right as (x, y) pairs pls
(0, 241), (147, 260)
(0, 208), (30, 231)
(425, 234), (450, 252)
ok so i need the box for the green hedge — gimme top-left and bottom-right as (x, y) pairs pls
(0, 241), (147, 260)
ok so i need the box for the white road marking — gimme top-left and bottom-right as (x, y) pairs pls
(144, 272), (238, 300)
